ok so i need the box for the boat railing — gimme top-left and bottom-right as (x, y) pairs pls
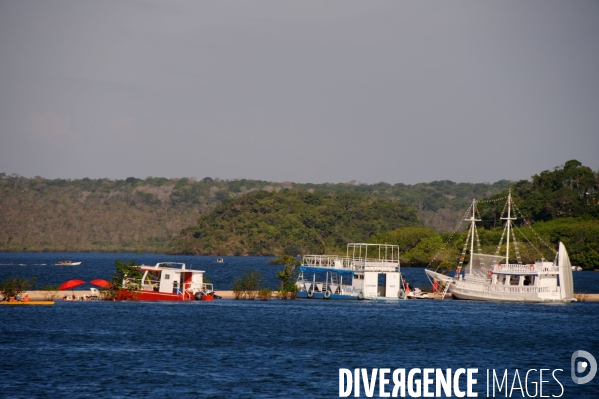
(302, 255), (353, 269)
(488, 285), (561, 294)
(353, 257), (400, 272)
(464, 273), (490, 283)
(493, 263), (560, 274)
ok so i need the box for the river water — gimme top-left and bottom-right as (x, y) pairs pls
(0, 253), (598, 398)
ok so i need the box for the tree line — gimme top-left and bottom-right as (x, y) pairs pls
(1, 160), (597, 267)
(0, 172), (508, 252)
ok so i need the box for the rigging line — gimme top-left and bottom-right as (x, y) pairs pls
(510, 202), (556, 253)
(494, 199), (509, 257)
(474, 225), (482, 254)
(495, 223), (508, 257)
(477, 195), (508, 204)
(428, 204), (472, 269)
(457, 231), (471, 273)
(512, 225), (549, 260)
(510, 226), (522, 264)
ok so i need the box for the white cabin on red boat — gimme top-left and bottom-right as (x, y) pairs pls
(119, 262), (214, 301)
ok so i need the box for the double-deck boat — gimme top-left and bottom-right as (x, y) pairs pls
(426, 191), (575, 302)
(117, 262), (215, 301)
(296, 243), (407, 300)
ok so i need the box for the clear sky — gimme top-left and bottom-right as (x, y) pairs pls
(1, 1), (598, 184)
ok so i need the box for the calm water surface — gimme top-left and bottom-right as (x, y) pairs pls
(1, 253), (598, 398)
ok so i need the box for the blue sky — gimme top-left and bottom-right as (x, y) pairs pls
(1, 1), (598, 184)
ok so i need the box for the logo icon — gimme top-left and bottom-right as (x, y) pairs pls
(571, 350), (597, 384)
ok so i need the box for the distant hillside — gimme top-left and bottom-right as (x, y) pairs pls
(172, 190), (421, 256)
(0, 173), (510, 252)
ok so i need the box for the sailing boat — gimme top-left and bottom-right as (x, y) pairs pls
(425, 190), (575, 302)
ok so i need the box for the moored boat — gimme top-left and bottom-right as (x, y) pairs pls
(425, 191), (575, 303)
(296, 243), (407, 300)
(117, 262), (215, 301)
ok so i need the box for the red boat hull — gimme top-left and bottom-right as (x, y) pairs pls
(117, 289), (215, 301)
(117, 289), (192, 301)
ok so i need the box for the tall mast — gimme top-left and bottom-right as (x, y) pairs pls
(501, 189), (516, 264)
(465, 198), (480, 273)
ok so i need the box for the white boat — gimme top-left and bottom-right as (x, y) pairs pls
(55, 260), (81, 266)
(296, 243), (408, 300)
(426, 191), (575, 303)
(406, 288), (432, 299)
(571, 265), (582, 271)
(216, 258), (224, 263)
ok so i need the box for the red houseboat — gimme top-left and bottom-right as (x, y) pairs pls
(117, 262), (215, 301)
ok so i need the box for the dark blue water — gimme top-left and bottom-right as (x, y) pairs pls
(1, 254), (598, 398)
(1, 252), (597, 293)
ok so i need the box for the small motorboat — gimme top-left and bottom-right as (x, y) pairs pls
(406, 288), (432, 299)
(216, 258), (224, 263)
(194, 291), (217, 301)
(55, 260), (82, 266)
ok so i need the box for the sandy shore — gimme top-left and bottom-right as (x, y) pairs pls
(11, 291), (599, 302)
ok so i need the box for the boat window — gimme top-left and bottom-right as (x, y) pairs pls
(495, 275), (505, 285)
(164, 274), (170, 280)
(523, 276), (535, 286)
(509, 276), (519, 285)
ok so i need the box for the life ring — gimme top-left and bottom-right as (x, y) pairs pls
(324, 291), (331, 299)
(357, 291), (364, 300)
(307, 291), (313, 298)
(398, 289), (405, 299)
(498, 263), (502, 270)
(529, 264), (535, 271)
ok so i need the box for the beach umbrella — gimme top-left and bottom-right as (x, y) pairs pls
(59, 279), (86, 299)
(89, 279), (111, 288)
(59, 279), (86, 291)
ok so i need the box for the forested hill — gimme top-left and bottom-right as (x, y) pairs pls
(172, 191), (420, 256)
(0, 173), (509, 252)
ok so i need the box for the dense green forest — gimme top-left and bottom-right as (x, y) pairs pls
(0, 173), (508, 252)
(1, 160), (597, 267)
(174, 160), (599, 268)
(172, 190), (420, 255)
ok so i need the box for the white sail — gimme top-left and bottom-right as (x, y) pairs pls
(558, 242), (575, 300)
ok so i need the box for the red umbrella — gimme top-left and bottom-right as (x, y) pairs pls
(59, 279), (86, 290)
(89, 279), (111, 288)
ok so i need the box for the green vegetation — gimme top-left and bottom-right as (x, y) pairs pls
(0, 276), (36, 300)
(172, 190), (420, 256)
(368, 227), (449, 267)
(0, 173), (509, 252)
(269, 255), (301, 298)
(257, 288), (273, 301)
(471, 161), (599, 268)
(105, 259), (141, 300)
(1, 160), (597, 268)
(232, 269), (265, 300)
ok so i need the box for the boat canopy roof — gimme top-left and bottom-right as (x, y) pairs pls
(139, 262), (205, 274)
(299, 266), (354, 276)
